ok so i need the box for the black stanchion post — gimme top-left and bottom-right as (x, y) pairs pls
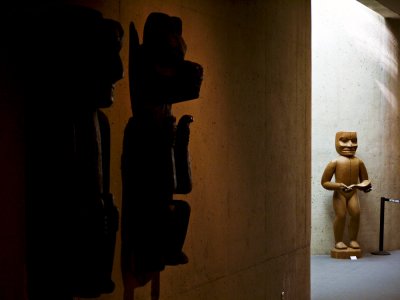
(371, 197), (390, 255)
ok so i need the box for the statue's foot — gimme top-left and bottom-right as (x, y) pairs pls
(335, 242), (348, 249)
(165, 251), (189, 266)
(349, 240), (360, 249)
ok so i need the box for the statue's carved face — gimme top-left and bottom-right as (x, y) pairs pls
(23, 7), (124, 109)
(80, 18), (124, 108)
(335, 131), (358, 157)
(139, 12), (204, 104)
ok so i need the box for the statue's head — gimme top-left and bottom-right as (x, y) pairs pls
(136, 12), (203, 105)
(143, 12), (186, 66)
(22, 5), (124, 109)
(335, 131), (358, 157)
(82, 17), (124, 108)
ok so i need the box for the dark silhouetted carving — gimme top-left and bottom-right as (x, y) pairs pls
(121, 12), (203, 300)
(19, 4), (123, 299)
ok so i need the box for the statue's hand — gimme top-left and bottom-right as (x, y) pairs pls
(354, 180), (372, 193)
(360, 182), (372, 193)
(176, 115), (193, 146)
(364, 186), (372, 193)
(340, 183), (353, 193)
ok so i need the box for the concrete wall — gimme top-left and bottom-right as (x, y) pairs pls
(61, 0), (310, 299)
(312, 0), (400, 254)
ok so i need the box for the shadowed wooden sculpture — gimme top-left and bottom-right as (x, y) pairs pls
(321, 131), (372, 259)
(19, 4), (123, 299)
(121, 12), (203, 300)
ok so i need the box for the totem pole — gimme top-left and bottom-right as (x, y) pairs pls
(121, 12), (203, 300)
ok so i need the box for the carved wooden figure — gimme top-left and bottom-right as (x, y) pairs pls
(321, 131), (372, 258)
(22, 5), (123, 299)
(121, 12), (203, 300)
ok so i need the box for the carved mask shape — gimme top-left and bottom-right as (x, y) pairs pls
(335, 131), (358, 157)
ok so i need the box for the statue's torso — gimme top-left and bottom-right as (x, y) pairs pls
(334, 156), (361, 196)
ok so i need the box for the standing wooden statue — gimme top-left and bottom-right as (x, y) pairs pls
(22, 5), (123, 299)
(321, 131), (372, 258)
(121, 12), (203, 300)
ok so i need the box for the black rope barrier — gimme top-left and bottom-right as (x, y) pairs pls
(371, 197), (400, 255)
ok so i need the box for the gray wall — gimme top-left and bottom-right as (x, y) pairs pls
(72, 0), (311, 299)
(312, 0), (400, 254)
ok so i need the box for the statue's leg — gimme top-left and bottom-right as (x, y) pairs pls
(122, 271), (135, 300)
(347, 193), (360, 248)
(332, 192), (347, 249)
(151, 272), (160, 300)
(164, 200), (190, 265)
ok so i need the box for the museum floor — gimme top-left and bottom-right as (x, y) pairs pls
(311, 250), (400, 299)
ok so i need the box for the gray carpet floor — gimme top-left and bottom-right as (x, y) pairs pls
(311, 250), (400, 300)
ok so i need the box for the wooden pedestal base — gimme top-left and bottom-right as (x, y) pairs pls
(331, 248), (362, 259)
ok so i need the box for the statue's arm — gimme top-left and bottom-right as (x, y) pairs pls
(356, 159), (372, 192)
(321, 160), (346, 191)
(359, 159), (369, 181)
